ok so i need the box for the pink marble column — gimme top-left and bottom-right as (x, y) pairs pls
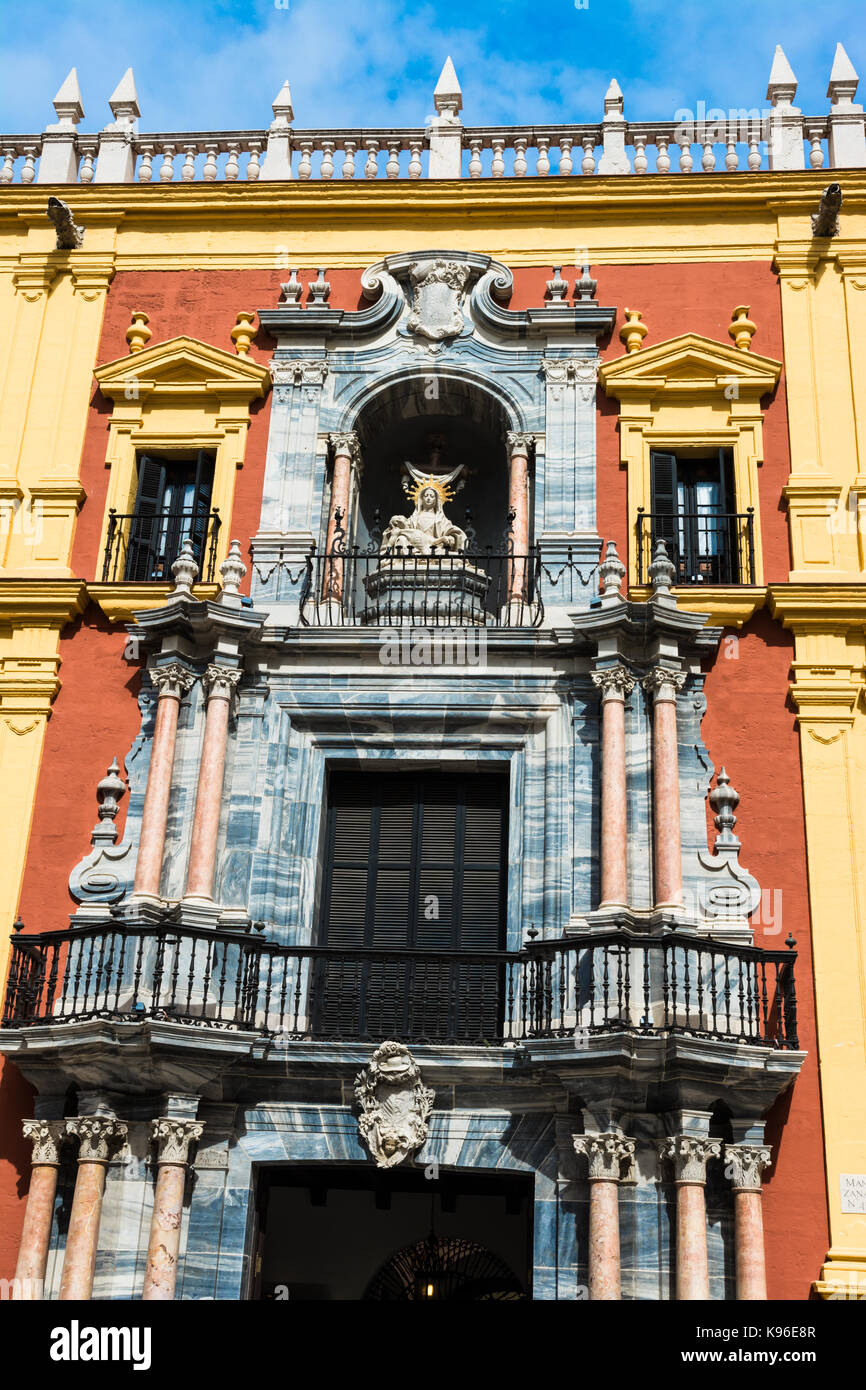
(727, 1144), (772, 1300)
(506, 431), (534, 602)
(644, 666), (687, 909)
(322, 431), (360, 600)
(142, 1118), (204, 1301)
(573, 1133), (635, 1300)
(13, 1120), (66, 1299)
(58, 1117), (127, 1301)
(591, 666), (635, 909)
(184, 665), (241, 903)
(133, 664), (195, 900)
(660, 1135), (721, 1301)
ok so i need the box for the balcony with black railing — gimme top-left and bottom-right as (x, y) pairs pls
(299, 541), (545, 628)
(636, 508), (756, 586)
(101, 507), (222, 583)
(2, 921), (798, 1051)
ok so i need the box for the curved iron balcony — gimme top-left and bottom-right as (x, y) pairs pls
(2, 923), (798, 1051)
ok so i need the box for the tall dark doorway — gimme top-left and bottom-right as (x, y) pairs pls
(254, 1166), (532, 1301)
(314, 769), (508, 1042)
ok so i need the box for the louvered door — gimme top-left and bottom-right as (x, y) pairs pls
(313, 771), (507, 1041)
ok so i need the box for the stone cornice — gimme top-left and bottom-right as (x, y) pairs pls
(94, 335), (270, 401)
(87, 581), (220, 624)
(767, 583), (866, 631)
(628, 585), (766, 631)
(599, 331), (782, 400)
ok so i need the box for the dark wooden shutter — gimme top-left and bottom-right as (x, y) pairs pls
(650, 450), (680, 577)
(314, 771), (506, 1041)
(125, 455), (167, 580)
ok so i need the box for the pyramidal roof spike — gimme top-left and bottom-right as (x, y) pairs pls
(604, 78), (624, 116)
(271, 79), (294, 125)
(434, 56), (462, 116)
(828, 41), (860, 105)
(767, 44), (798, 105)
(108, 67), (140, 121)
(51, 67), (84, 126)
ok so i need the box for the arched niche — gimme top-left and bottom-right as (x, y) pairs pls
(346, 373), (519, 555)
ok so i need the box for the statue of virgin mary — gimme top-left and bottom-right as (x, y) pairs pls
(380, 473), (468, 556)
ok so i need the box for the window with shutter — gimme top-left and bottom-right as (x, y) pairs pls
(125, 452), (216, 581)
(650, 449), (738, 583)
(314, 770), (507, 1041)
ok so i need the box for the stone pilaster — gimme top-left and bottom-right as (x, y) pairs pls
(727, 1143), (772, 1301)
(132, 664), (196, 903)
(59, 1117), (128, 1301)
(591, 665), (635, 909)
(13, 1120), (66, 1299)
(183, 665), (242, 906)
(643, 666), (687, 909)
(659, 1135), (721, 1301)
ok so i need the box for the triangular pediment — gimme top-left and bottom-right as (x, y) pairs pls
(599, 332), (781, 400)
(95, 335), (270, 400)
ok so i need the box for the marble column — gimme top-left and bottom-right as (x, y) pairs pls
(727, 1144), (772, 1300)
(133, 664), (196, 900)
(659, 1135), (721, 1300)
(573, 1133), (635, 1300)
(506, 431), (535, 602)
(184, 664), (242, 903)
(13, 1120), (66, 1299)
(643, 666), (687, 909)
(59, 1117), (127, 1301)
(590, 665), (635, 909)
(142, 1117), (204, 1301)
(322, 430), (360, 599)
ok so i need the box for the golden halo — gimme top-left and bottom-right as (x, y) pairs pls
(403, 474), (455, 506)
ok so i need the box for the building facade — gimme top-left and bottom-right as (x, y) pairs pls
(0, 46), (864, 1300)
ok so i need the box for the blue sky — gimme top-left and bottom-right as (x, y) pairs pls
(0, 0), (863, 133)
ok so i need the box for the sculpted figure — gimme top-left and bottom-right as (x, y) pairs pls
(380, 477), (467, 556)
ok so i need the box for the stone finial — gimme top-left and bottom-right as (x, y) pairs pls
(219, 539), (246, 600)
(309, 269), (330, 304)
(126, 310), (152, 353)
(51, 68), (84, 128)
(598, 539), (626, 597)
(280, 269), (302, 303)
(709, 766), (740, 844)
(620, 307), (648, 353)
(648, 538), (676, 597)
(230, 310), (256, 356)
(766, 45), (798, 109)
(603, 78), (625, 117)
(271, 79), (294, 126)
(575, 262), (597, 301)
(828, 41), (861, 110)
(546, 267), (568, 304)
(108, 67), (140, 125)
(433, 57), (462, 118)
(170, 540), (199, 594)
(728, 305), (757, 351)
(96, 758), (126, 822)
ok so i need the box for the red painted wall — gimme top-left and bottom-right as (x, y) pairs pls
(701, 610), (829, 1298)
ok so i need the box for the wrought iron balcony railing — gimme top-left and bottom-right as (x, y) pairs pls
(636, 508), (756, 586)
(100, 508), (221, 583)
(2, 922), (798, 1050)
(299, 543), (545, 628)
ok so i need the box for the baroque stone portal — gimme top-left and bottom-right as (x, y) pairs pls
(355, 1041), (434, 1168)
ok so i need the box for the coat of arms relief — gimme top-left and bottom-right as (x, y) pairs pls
(355, 1041), (435, 1168)
(406, 258), (471, 343)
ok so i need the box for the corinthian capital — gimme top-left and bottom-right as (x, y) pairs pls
(269, 357), (328, 387)
(591, 664), (636, 701)
(506, 431), (536, 458)
(66, 1116), (128, 1163)
(725, 1144), (772, 1192)
(150, 1117), (205, 1166)
(22, 1119), (67, 1167)
(573, 1132), (635, 1181)
(642, 666), (687, 701)
(329, 431), (361, 464)
(202, 664), (242, 702)
(151, 663), (196, 700)
(658, 1135), (721, 1184)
